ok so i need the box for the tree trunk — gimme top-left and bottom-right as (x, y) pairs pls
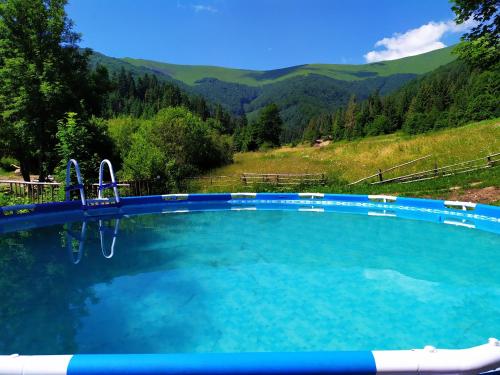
(20, 159), (31, 182)
(38, 154), (46, 182)
(38, 168), (46, 182)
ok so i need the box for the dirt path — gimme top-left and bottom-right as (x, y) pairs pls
(447, 186), (499, 205)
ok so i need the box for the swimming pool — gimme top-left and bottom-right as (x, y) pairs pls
(1, 193), (500, 374)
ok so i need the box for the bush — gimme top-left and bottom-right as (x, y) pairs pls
(55, 113), (117, 182)
(0, 192), (29, 207)
(122, 107), (233, 186)
(366, 115), (390, 136)
(0, 156), (18, 172)
(259, 142), (274, 152)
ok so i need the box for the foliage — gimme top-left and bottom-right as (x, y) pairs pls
(302, 113), (331, 144)
(120, 107), (233, 188)
(0, 192), (29, 206)
(55, 113), (116, 181)
(303, 59), (499, 140)
(244, 73), (418, 142)
(0, 156), (17, 172)
(452, 0), (499, 41)
(234, 104), (283, 151)
(454, 37), (500, 69)
(255, 103), (283, 147)
(0, 0), (109, 181)
(451, 0), (499, 69)
(107, 117), (143, 162)
(103, 67), (241, 133)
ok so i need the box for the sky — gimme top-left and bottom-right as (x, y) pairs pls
(66, 0), (469, 70)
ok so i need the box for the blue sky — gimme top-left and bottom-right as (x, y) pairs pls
(66, 0), (467, 70)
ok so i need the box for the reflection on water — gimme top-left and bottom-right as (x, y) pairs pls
(100, 219), (120, 259)
(0, 210), (499, 355)
(65, 219), (121, 264)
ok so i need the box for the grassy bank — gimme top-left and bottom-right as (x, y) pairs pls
(192, 118), (500, 204)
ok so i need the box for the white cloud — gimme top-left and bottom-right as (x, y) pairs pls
(364, 20), (472, 63)
(191, 4), (218, 13)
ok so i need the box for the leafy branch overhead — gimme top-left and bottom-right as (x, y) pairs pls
(452, 0), (500, 68)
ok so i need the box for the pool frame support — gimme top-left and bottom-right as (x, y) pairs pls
(0, 339), (499, 375)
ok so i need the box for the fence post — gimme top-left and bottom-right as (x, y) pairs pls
(378, 169), (383, 182)
(487, 155), (492, 167)
(434, 162), (438, 176)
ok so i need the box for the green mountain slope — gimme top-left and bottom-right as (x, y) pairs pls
(91, 47), (457, 141)
(120, 46), (455, 86)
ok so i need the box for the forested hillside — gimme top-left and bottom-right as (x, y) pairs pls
(91, 47), (456, 141)
(302, 59), (500, 143)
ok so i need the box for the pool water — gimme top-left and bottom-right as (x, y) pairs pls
(0, 208), (499, 355)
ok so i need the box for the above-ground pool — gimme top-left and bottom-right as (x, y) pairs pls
(1, 193), (500, 374)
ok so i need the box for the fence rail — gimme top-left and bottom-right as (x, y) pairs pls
(371, 152), (500, 185)
(349, 155), (433, 185)
(241, 173), (326, 186)
(186, 173), (327, 188)
(0, 180), (61, 203)
(0, 180), (138, 204)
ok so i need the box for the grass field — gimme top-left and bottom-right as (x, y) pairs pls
(0, 168), (10, 177)
(191, 118), (500, 204)
(122, 46), (455, 86)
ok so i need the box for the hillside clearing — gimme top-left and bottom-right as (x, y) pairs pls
(209, 118), (499, 181)
(194, 118), (500, 203)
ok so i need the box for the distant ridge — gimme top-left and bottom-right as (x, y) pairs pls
(116, 46), (455, 86)
(90, 46), (457, 141)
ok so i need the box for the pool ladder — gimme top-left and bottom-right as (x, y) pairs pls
(65, 159), (86, 206)
(65, 159), (120, 208)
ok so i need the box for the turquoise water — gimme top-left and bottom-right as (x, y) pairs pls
(0, 208), (499, 355)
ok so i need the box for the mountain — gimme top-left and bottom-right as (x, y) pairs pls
(119, 46), (455, 85)
(91, 47), (456, 141)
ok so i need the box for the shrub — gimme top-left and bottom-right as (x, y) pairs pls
(0, 156), (18, 172)
(122, 107), (233, 186)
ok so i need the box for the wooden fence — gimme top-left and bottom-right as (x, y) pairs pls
(185, 175), (239, 188)
(186, 173), (327, 188)
(349, 152), (499, 186)
(0, 180), (61, 203)
(371, 152), (500, 185)
(0, 180), (137, 204)
(240, 173), (326, 186)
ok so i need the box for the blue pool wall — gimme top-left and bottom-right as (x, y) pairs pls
(1, 193), (499, 235)
(1, 194), (500, 374)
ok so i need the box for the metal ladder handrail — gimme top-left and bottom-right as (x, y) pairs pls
(65, 159), (86, 206)
(97, 159), (120, 203)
